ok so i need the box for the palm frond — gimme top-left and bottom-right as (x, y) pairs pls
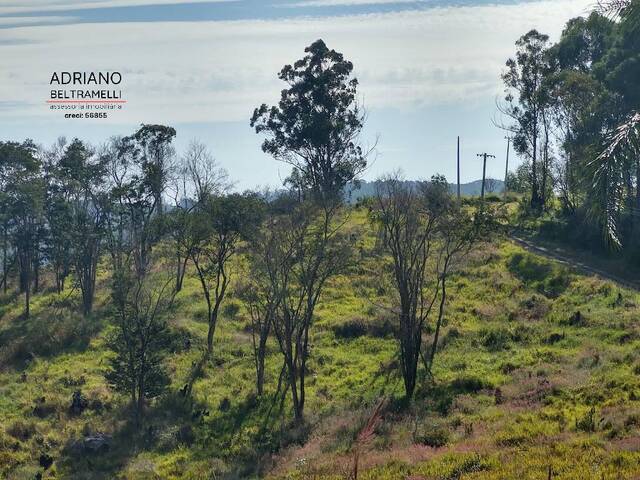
(595, 0), (633, 18)
(590, 111), (640, 248)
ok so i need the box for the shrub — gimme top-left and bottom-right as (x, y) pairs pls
(543, 332), (565, 345)
(480, 327), (511, 351)
(332, 316), (396, 339)
(6, 420), (36, 441)
(333, 318), (368, 339)
(508, 252), (570, 298)
(561, 310), (587, 327)
(624, 414), (640, 428)
(500, 362), (518, 374)
(576, 407), (597, 432)
(222, 302), (240, 319)
(451, 376), (491, 394)
(415, 422), (450, 448)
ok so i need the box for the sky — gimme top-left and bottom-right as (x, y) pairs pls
(0, 0), (594, 190)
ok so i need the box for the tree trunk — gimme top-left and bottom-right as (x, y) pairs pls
(23, 254), (30, 319)
(636, 158), (640, 211)
(175, 254), (187, 292)
(288, 357), (303, 424)
(399, 311), (418, 399)
(255, 321), (270, 396)
(33, 253), (39, 294)
(206, 309), (217, 359)
(2, 226), (7, 294)
(136, 377), (145, 428)
(428, 274), (447, 372)
(530, 116), (541, 211)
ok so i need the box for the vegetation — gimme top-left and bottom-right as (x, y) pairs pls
(1, 4), (640, 478)
(500, 0), (640, 257)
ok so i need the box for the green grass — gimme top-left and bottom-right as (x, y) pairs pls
(2, 207), (640, 478)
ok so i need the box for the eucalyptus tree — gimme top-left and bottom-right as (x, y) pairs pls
(127, 124), (176, 216)
(250, 39), (369, 422)
(0, 140), (43, 317)
(42, 137), (73, 294)
(56, 139), (108, 315)
(250, 39), (368, 203)
(109, 124), (175, 279)
(501, 30), (553, 211)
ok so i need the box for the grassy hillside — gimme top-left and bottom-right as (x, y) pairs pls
(2, 207), (640, 479)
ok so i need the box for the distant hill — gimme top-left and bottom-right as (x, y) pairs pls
(346, 178), (505, 203)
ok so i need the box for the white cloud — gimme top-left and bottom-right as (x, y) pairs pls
(0, 0), (593, 127)
(0, 15), (76, 27)
(0, 0), (236, 15)
(285, 0), (421, 7)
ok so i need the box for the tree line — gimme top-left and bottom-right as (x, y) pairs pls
(0, 40), (493, 431)
(501, 0), (640, 251)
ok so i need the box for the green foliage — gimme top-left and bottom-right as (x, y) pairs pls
(250, 39), (366, 197)
(508, 252), (571, 297)
(414, 421), (450, 448)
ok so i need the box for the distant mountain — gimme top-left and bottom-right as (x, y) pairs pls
(346, 179), (505, 203)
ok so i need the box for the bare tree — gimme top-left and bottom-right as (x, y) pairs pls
(181, 193), (261, 398)
(373, 174), (493, 397)
(373, 175), (442, 398)
(165, 140), (229, 292)
(485, 178), (498, 194)
(237, 207), (279, 397)
(256, 195), (352, 422)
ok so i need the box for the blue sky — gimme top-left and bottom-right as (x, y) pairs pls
(0, 0), (592, 189)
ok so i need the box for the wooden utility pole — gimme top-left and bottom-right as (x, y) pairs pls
(477, 152), (495, 199)
(503, 136), (511, 199)
(457, 136), (461, 200)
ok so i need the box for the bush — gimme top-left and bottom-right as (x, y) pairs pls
(6, 420), (36, 441)
(451, 376), (491, 394)
(415, 422), (450, 448)
(543, 332), (565, 345)
(507, 252), (570, 298)
(576, 407), (597, 432)
(222, 302), (241, 319)
(332, 316), (396, 339)
(480, 327), (511, 351)
(332, 318), (368, 338)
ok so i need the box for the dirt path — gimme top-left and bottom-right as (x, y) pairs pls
(509, 234), (640, 291)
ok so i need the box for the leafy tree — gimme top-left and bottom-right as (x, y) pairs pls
(0, 140), (43, 317)
(501, 30), (552, 211)
(111, 125), (175, 279)
(551, 13), (614, 72)
(251, 39), (368, 201)
(42, 138), (73, 293)
(106, 264), (175, 426)
(250, 40), (369, 422)
(126, 124), (176, 216)
(505, 163), (532, 194)
(56, 139), (108, 314)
